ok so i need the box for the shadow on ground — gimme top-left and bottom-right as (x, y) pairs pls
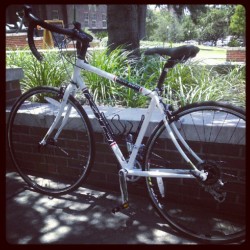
(6, 171), (196, 244)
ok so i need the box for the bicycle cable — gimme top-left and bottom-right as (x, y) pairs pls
(51, 31), (78, 81)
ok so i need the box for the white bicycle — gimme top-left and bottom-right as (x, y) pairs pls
(7, 6), (245, 244)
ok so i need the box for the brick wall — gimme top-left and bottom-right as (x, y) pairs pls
(5, 123), (145, 195)
(6, 33), (43, 49)
(6, 68), (24, 105)
(6, 33), (96, 50)
(6, 80), (22, 106)
(6, 121), (245, 214)
(226, 48), (246, 62)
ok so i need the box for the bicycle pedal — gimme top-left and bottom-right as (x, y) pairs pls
(112, 202), (129, 214)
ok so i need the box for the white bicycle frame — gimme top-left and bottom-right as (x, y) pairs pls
(41, 57), (207, 182)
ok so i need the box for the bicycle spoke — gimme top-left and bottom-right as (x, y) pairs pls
(8, 87), (94, 195)
(145, 102), (245, 243)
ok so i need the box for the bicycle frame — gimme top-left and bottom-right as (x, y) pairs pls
(40, 57), (206, 180)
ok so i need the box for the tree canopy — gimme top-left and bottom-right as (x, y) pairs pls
(230, 5), (246, 38)
(198, 7), (231, 45)
(106, 4), (245, 51)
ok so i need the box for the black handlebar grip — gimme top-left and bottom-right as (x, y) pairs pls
(27, 21), (43, 61)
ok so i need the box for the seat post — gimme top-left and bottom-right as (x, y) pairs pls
(157, 59), (176, 94)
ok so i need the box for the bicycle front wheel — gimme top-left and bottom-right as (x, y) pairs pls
(7, 86), (95, 196)
(144, 102), (245, 243)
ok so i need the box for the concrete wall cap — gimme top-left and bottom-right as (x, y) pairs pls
(6, 67), (24, 82)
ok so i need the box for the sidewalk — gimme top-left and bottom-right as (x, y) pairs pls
(6, 171), (197, 245)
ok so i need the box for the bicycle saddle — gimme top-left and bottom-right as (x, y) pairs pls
(144, 45), (199, 61)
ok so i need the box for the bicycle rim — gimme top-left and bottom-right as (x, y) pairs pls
(144, 102), (245, 243)
(8, 87), (94, 196)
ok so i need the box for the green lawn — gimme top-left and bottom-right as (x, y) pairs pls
(197, 45), (226, 59)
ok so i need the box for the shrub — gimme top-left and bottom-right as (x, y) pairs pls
(6, 49), (71, 92)
(83, 46), (132, 106)
(228, 38), (242, 47)
(6, 47), (245, 109)
(161, 61), (245, 108)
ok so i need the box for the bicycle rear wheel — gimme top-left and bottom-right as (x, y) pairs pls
(144, 102), (245, 243)
(7, 86), (95, 196)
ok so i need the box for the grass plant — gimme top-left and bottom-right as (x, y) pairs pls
(6, 48), (70, 92)
(6, 46), (245, 108)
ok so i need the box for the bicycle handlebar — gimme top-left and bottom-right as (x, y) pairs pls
(23, 5), (93, 61)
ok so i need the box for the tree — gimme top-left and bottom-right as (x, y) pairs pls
(229, 5), (246, 39)
(148, 4), (207, 43)
(198, 7), (231, 45)
(166, 4), (208, 24)
(145, 8), (158, 40)
(181, 15), (198, 41)
(185, 5), (208, 24)
(107, 5), (146, 53)
(148, 8), (184, 44)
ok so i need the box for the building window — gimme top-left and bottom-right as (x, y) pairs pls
(102, 13), (107, 28)
(84, 12), (89, 27)
(92, 13), (96, 28)
(87, 5), (96, 11)
(92, 20), (96, 28)
(52, 10), (59, 20)
(84, 12), (89, 20)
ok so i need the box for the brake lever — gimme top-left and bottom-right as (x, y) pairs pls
(16, 10), (25, 33)
(73, 21), (93, 42)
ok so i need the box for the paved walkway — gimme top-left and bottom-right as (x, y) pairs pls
(6, 171), (198, 245)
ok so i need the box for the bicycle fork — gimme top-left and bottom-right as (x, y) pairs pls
(39, 84), (76, 147)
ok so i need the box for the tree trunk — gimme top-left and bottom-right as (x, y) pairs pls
(138, 5), (147, 40)
(107, 5), (146, 53)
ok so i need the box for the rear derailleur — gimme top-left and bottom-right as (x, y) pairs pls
(191, 161), (226, 203)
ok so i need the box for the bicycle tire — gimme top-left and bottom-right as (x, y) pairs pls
(144, 101), (245, 243)
(7, 86), (95, 196)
